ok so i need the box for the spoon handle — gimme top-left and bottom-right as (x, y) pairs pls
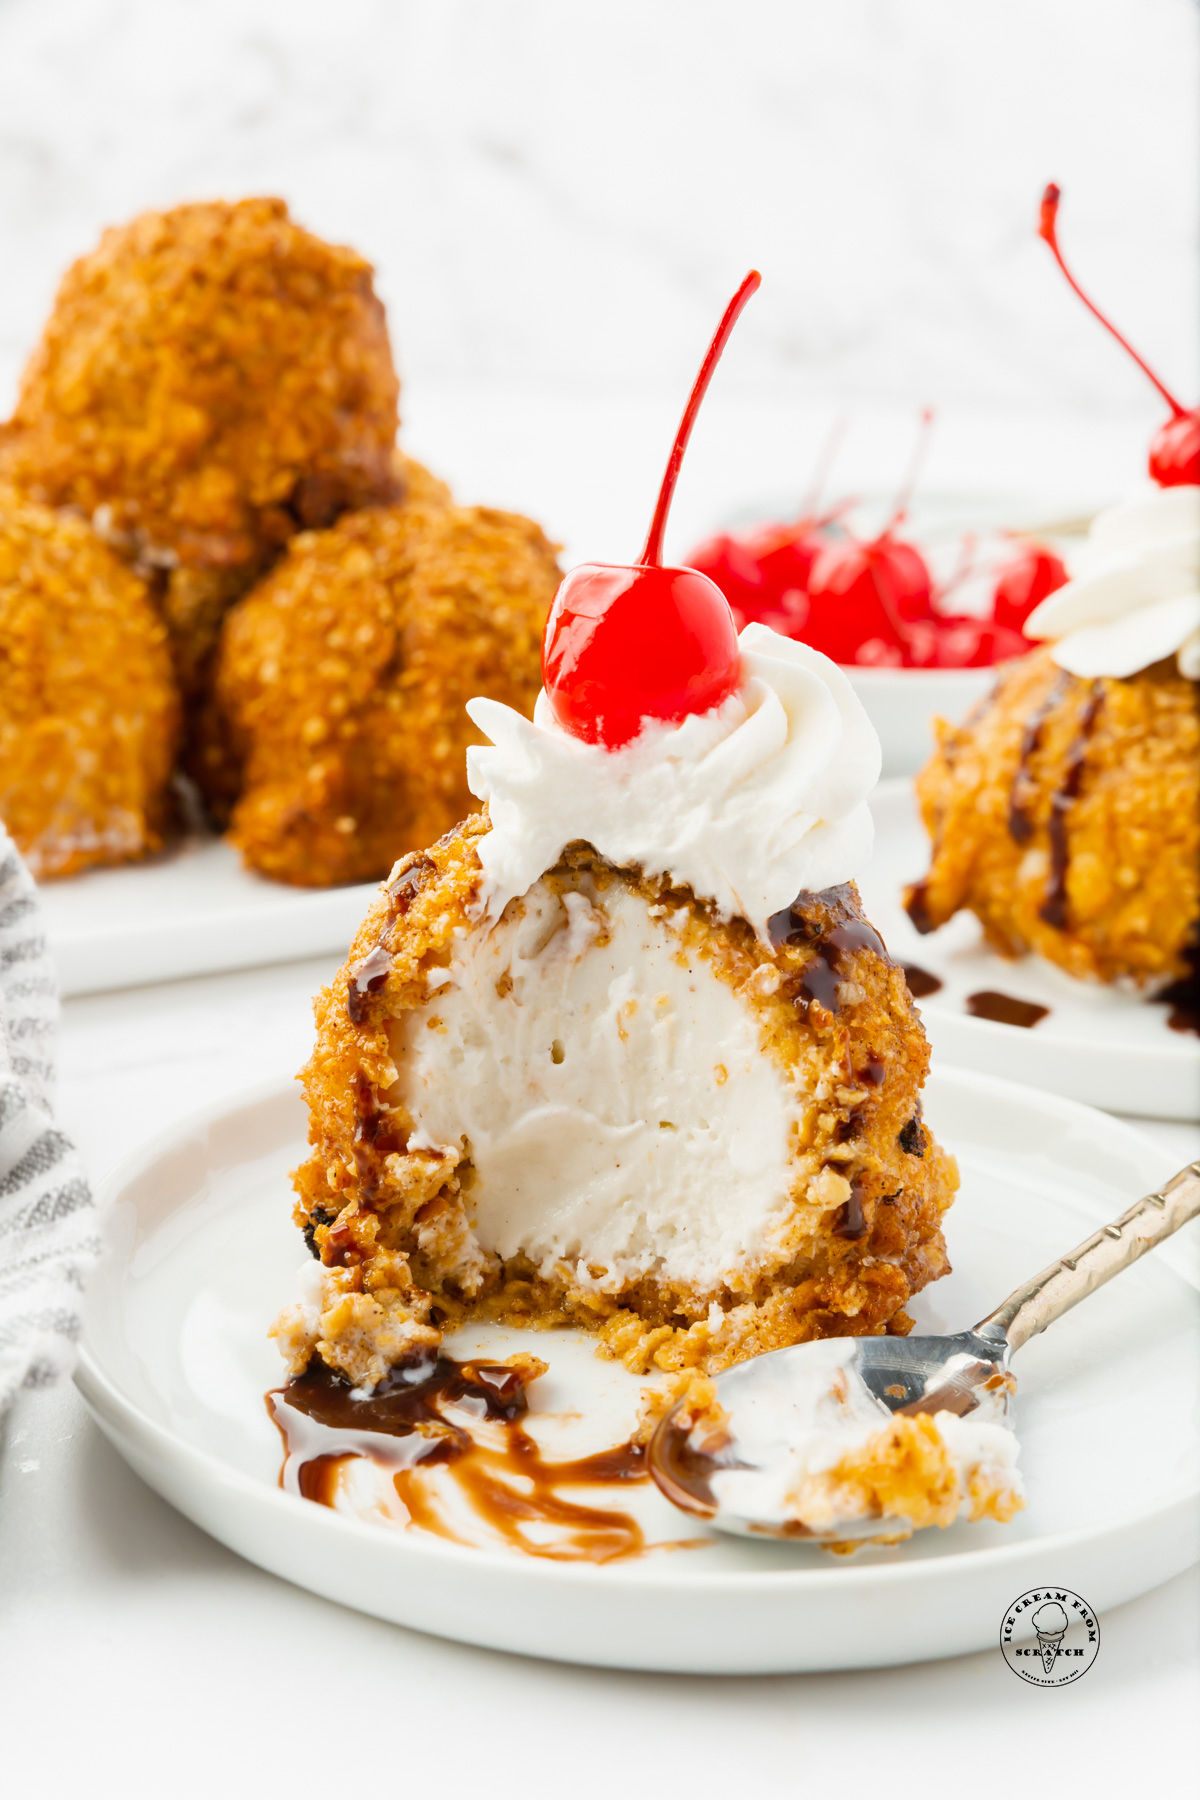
(975, 1161), (1200, 1355)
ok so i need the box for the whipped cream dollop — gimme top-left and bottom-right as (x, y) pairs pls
(465, 622), (881, 939)
(1025, 485), (1200, 679)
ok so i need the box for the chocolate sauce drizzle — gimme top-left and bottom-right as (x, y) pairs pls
(1039, 683), (1104, 930)
(902, 963), (943, 998)
(1156, 940), (1200, 1036)
(269, 1355), (671, 1564)
(903, 880), (935, 937)
(767, 888), (898, 1239)
(834, 1179), (869, 1240)
(346, 944), (391, 1024)
(767, 891), (888, 1016)
(1007, 670), (1071, 844)
(966, 990), (1049, 1029)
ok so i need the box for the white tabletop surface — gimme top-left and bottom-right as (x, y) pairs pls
(1, 952), (1197, 1795)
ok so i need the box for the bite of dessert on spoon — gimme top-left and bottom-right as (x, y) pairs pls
(648, 1160), (1200, 1546)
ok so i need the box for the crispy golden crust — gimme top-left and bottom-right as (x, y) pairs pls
(275, 815), (958, 1387)
(0, 198), (402, 695)
(906, 649), (1200, 987)
(0, 491), (179, 878)
(206, 498), (560, 886)
(822, 1414), (1022, 1532)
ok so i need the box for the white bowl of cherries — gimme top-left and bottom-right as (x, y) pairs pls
(686, 509), (1070, 777)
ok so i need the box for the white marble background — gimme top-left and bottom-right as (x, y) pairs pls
(0, 0), (1196, 556)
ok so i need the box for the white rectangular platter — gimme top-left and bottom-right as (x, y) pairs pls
(38, 835), (378, 997)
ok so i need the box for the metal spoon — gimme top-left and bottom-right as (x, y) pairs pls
(649, 1160), (1200, 1541)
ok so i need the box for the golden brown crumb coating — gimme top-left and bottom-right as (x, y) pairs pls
(906, 648), (1200, 987)
(273, 814), (958, 1389)
(0, 197), (402, 695)
(0, 492), (179, 878)
(207, 497), (560, 886)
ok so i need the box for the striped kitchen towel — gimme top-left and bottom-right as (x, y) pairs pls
(0, 825), (97, 1412)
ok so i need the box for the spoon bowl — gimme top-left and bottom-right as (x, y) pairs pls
(649, 1162), (1200, 1543)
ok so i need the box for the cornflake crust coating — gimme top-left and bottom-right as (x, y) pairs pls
(906, 648), (1200, 988)
(815, 1412), (1023, 1535)
(0, 197), (402, 696)
(0, 491), (179, 879)
(274, 814), (958, 1389)
(206, 497), (561, 886)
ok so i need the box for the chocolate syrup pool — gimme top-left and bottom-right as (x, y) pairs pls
(268, 1353), (691, 1563)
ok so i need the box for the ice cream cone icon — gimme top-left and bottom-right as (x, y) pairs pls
(1032, 1601), (1069, 1673)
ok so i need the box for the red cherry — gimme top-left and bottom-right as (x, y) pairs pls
(802, 523), (933, 662)
(797, 407), (937, 663)
(686, 531), (768, 621)
(992, 540), (1069, 634)
(1149, 410), (1200, 488)
(854, 636), (905, 669)
(934, 616), (1030, 669)
(802, 536), (910, 664)
(990, 623), (1034, 663)
(1039, 184), (1199, 490)
(542, 273), (759, 747)
(742, 518), (829, 606)
(902, 619), (940, 669)
(879, 536), (935, 622)
(541, 563), (741, 748)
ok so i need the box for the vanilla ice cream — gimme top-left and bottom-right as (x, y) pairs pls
(388, 871), (805, 1297)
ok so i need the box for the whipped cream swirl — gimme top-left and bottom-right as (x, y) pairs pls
(1025, 485), (1200, 679)
(465, 622), (881, 940)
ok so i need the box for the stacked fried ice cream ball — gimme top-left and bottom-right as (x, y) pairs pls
(0, 198), (560, 883)
(0, 488), (178, 878)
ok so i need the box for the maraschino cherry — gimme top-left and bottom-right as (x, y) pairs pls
(542, 273), (759, 747)
(1040, 183), (1200, 488)
(991, 539), (1068, 635)
(802, 411), (937, 664)
(687, 417), (846, 629)
(684, 528), (768, 627)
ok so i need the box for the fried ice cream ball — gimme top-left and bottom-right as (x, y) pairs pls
(273, 819), (958, 1390)
(0, 197), (401, 695)
(208, 495), (561, 886)
(0, 492), (179, 878)
(905, 648), (1200, 988)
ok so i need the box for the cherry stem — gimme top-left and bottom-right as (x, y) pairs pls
(799, 410), (850, 521)
(639, 270), (762, 567)
(882, 406), (935, 537)
(936, 530), (978, 609)
(1039, 183), (1185, 418)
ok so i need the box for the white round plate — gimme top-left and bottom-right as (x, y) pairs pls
(76, 1071), (1199, 1673)
(38, 834), (377, 997)
(861, 781), (1200, 1122)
